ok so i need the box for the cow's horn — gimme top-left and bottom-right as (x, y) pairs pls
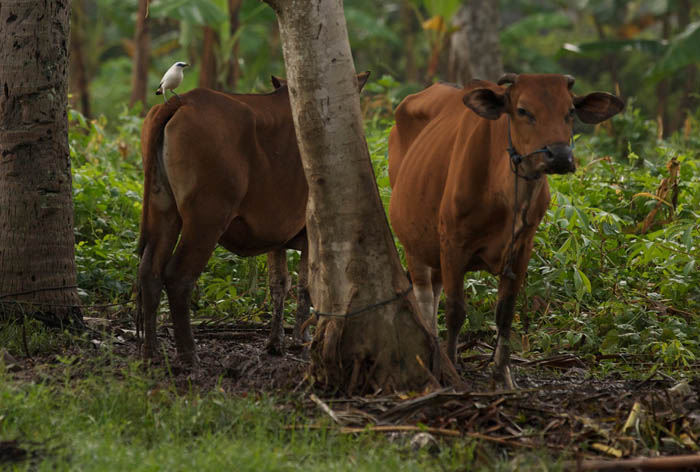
(497, 73), (518, 86)
(564, 74), (575, 90)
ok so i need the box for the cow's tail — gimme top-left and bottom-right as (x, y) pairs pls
(135, 100), (183, 337)
(137, 100), (182, 258)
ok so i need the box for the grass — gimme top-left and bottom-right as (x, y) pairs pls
(0, 352), (490, 471)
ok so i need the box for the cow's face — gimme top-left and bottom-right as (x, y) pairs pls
(462, 74), (624, 176)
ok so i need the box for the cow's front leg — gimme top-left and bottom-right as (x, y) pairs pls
(266, 248), (291, 354)
(493, 290), (517, 389)
(493, 241), (532, 389)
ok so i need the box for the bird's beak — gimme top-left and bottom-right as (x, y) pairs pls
(184, 63), (190, 68)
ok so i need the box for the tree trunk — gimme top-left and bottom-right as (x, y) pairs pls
(130, 0), (151, 108)
(672, 0), (697, 135)
(199, 26), (219, 89)
(224, 0), (242, 91)
(655, 12), (671, 139)
(69, 0), (91, 117)
(400, 0), (418, 83)
(448, 0), (503, 84)
(265, 0), (456, 394)
(0, 0), (81, 322)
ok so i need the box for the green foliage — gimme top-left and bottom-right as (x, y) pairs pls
(70, 108), (143, 301)
(150, 0), (228, 28)
(584, 98), (659, 161)
(648, 21), (700, 83)
(523, 131), (700, 368)
(0, 319), (76, 358)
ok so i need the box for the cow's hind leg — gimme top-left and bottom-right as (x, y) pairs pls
(406, 254), (438, 336)
(162, 215), (226, 364)
(493, 284), (517, 389)
(441, 245), (470, 364)
(266, 248), (291, 354)
(138, 206), (181, 361)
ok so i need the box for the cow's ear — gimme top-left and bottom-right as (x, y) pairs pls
(271, 75), (287, 89)
(462, 88), (506, 120)
(356, 71), (371, 92)
(574, 92), (624, 124)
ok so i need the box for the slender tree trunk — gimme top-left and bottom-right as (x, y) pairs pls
(673, 0), (697, 135)
(400, 0), (418, 83)
(130, 0), (151, 108)
(225, 0), (242, 90)
(265, 0), (456, 394)
(199, 26), (219, 89)
(0, 0), (81, 322)
(655, 13), (671, 139)
(69, 0), (91, 117)
(593, 18), (621, 97)
(448, 0), (503, 83)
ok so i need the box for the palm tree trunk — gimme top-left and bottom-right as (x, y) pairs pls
(0, 0), (81, 323)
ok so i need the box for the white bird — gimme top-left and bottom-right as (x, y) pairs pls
(156, 62), (189, 102)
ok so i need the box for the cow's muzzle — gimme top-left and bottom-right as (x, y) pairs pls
(543, 143), (575, 174)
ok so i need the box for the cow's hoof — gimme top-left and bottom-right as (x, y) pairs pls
(142, 344), (160, 363)
(293, 326), (312, 344)
(176, 351), (200, 367)
(265, 338), (285, 356)
(493, 364), (518, 390)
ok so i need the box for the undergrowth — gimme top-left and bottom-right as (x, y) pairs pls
(65, 98), (700, 373)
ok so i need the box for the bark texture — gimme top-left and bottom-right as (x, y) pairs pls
(448, 0), (503, 84)
(266, 0), (453, 394)
(0, 0), (80, 320)
(130, 0), (151, 108)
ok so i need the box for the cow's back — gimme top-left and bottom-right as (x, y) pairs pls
(388, 83), (464, 187)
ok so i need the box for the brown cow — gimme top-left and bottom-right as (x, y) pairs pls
(388, 73), (623, 387)
(137, 73), (370, 363)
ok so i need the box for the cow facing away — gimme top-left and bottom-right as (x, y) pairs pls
(137, 73), (370, 363)
(388, 73), (623, 388)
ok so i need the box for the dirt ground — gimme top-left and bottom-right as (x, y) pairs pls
(5, 314), (700, 468)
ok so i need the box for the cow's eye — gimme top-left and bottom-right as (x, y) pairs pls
(566, 108), (576, 122)
(517, 108), (535, 123)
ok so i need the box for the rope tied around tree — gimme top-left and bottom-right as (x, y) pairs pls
(310, 284), (413, 321)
